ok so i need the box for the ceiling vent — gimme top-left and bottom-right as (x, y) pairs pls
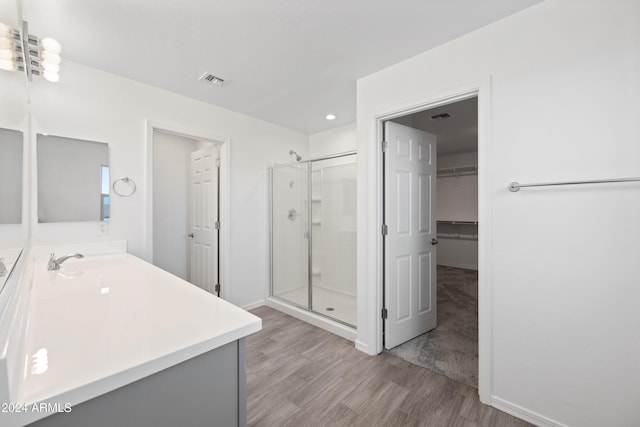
(198, 72), (225, 87)
(429, 112), (451, 120)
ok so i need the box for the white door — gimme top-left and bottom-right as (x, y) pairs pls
(190, 146), (219, 295)
(384, 122), (437, 349)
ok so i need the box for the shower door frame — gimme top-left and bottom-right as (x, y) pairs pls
(268, 150), (357, 328)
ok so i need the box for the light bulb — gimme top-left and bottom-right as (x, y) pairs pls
(41, 37), (61, 54)
(0, 58), (16, 71)
(0, 23), (11, 38)
(41, 51), (61, 65)
(0, 36), (13, 50)
(325, 114), (336, 120)
(43, 70), (59, 82)
(42, 61), (59, 73)
(0, 49), (14, 60)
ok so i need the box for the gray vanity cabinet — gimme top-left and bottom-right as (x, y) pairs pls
(28, 339), (247, 427)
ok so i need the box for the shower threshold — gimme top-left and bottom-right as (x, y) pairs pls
(274, 286), (356, 327)
(266, 295), (357, 342)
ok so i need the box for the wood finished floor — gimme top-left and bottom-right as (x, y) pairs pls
(246, 306), (532, 427)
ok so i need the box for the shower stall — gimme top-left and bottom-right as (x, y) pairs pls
(269, 152), (357, 328)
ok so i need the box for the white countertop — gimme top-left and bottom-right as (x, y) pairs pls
(5, 249), (261, 426)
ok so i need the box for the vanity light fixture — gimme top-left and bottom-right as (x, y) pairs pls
(0, 21), (61, 82)
(325, 114), (336, 120)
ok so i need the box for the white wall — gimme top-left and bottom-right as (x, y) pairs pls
(437, 151), (478, 270)
(436, 235), (477, 271)
(309, 123), (356, 158)
(357, 1), (640, 426)
(436, 152), (478, 222)
(438, 151), (477, 169)
(152, 131), (203, 281)
(313, 157), (357, 297)
(24, 60), (308, 308)
(308, 125), (357, 297)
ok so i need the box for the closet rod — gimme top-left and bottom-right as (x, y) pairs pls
(437, 165), (477, 175)
(508, 177), (640, 192)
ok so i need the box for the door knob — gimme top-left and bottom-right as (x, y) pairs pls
(431, 238), (439, 245)
(188, 233), (194, 238)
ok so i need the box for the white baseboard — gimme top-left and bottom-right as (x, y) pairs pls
(355, 339), (375, 355)
(491, 396), (568, 427)
(265, 298), (357, 342)
(241, 299), (265, 311)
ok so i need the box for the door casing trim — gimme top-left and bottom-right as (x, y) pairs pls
(368, 80), (492, 403)
(144, 120), (231, 300)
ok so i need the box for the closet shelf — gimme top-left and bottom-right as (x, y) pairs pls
(437, 165), (477, 178)
(437, 220), (478, 225)
(436, 232), (478, 241)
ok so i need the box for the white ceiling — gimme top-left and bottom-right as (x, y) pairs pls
(22, 0), (540, 135)
(393, 97), (478, 155)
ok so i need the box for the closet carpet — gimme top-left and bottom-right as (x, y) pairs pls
(387, 266), (479, 388)
(246, 305), (530, 427)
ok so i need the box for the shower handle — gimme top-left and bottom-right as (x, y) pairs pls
(287, 208), (301, 221)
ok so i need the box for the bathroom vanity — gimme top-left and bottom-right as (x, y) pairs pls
(0, 242), (261, 427)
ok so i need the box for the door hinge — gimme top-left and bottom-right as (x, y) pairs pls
(382, 140), (388, 152)
(214, 283), (221, 293)
(381, 224), (388, 235)
(215, 158), (221, 168)
(214, 221), (221, 230)
(381, 308), (388, 319)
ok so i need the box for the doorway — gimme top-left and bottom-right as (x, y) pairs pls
(146, 124), (229, 298)
(382, 96), (479, 387)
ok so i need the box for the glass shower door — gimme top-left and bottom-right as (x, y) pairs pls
(310, 155), (357, 326)
(270, 163), (309, 308)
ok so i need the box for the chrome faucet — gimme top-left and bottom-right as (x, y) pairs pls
(48, 253), (84, 271)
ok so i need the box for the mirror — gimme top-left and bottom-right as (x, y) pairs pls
(0, 128), (23, 224)
(37, 134), (110, 223)
(0, 4), (28, 293)
(0, 128), (24, 291)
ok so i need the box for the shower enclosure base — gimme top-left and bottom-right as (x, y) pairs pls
(265, 297), (356, 342)
(273, 286), (356, 326)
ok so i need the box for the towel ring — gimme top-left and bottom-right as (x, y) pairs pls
(112, 177), (137, 197)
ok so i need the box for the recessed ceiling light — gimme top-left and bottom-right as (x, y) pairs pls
(325, 114), (336, 120)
